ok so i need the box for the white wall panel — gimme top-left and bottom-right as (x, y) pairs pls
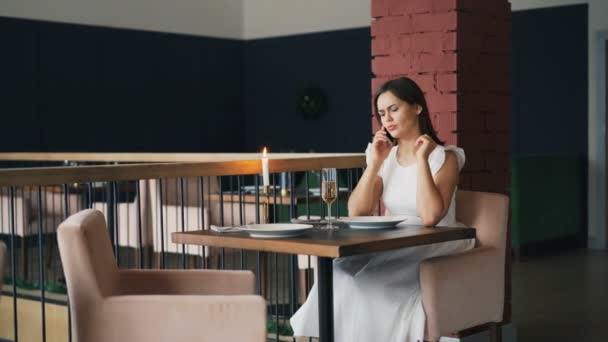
(0, 0), (243, 39)
(243, 0), (370, 39)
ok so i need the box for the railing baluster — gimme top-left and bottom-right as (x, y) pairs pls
(255, 176), (262, 295)
(229, 176), (235, 269)
(274, 251), (279, 342)
(9, 187), (19, 342)
(272, 174), (277, 223)
(305, 172), (312, 342)
(112, 181), (120, 266)
(180, 178), (186, 269)
(119, 181), (130, 268)
(198, 176), (206, 269)
(207, 177), (212, 269)
(136, 181), (144, 269)
(289, 173), (298, 318)
(219, 176), (225, 270)
(36, 185), (47, 342)
(238, 175), (245, 270)
(158, 179), (166, 269)
(185, 177), (193, 269)
(87, 182), (93, 209)
(105, 182), (115, 256)
(63, 183), (72, 342)
(49, 185), (57, 285)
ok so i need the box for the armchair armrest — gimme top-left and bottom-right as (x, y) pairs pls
(420, 247), (505, 338)
(119, 269), (255, 295)
(97, 295), (266, 342)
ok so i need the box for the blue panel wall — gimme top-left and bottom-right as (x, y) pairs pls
(0, 18), (372, 153)
(0, 18), (39, 151)
(511, 4), (588, 249)
(243, 28), (372, 153)
(0, 17), (244, 152)
(512, 4), (588, 157)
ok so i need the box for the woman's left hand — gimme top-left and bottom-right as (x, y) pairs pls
(414, 134), (437, 162)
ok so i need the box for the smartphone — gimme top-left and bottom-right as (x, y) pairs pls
(384, 127), (394, 144)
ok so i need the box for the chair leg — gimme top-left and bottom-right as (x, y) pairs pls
(489, 322), (502, 342)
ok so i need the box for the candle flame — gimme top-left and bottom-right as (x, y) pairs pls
(262, 147), (267, 157)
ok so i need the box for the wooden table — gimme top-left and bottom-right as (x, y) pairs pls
(172, 225), (476, 342)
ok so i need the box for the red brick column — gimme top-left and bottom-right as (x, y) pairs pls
(371, 0), (511, 194)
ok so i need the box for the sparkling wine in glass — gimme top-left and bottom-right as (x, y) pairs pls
(321, 168), (337, 229)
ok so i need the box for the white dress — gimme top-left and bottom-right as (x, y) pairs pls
(290, 144), (476, 342)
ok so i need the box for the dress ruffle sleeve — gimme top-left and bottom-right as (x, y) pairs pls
(428, 145), (466, 175)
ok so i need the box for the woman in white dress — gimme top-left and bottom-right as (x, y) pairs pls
(290, 77), (476, 342)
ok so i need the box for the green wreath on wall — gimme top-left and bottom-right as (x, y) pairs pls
(296, 85), (328, 119)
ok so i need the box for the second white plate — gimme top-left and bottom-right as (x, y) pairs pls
(239, 223), (314, 238)
(338, 216), (409, 229)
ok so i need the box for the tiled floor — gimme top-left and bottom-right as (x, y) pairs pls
(511, 249), (608, 342)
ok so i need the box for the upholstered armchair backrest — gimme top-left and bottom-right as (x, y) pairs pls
(57, 209), (120, 301)
(455, 191), (509, 250)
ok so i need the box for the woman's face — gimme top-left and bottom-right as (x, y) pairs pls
(376, 91), (421, 139)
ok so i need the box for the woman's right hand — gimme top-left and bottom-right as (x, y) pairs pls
(369, 129), (393, 167)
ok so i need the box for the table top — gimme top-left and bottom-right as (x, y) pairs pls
(172, 225), (476, 258)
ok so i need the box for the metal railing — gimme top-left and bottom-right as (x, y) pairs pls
(0, 153), (365, 342)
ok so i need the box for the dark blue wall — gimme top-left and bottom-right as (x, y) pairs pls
(243, 28), (371, 152)
(512, 4), (588, 157)
(0, 17), (244, 152)
(0, 18), (372, 153)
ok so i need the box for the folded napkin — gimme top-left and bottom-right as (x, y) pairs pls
(210, 225), (242, 233)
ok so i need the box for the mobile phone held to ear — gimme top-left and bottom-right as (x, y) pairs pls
(384, 128), (394, 144)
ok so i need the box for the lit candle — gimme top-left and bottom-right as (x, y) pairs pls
(262, 147), (270, 187)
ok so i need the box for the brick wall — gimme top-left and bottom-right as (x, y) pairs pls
(371, 0), (511, 193)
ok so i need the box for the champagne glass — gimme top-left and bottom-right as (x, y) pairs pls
(321, 168), (337, 229)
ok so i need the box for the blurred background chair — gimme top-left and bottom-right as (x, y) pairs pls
(420, 191), (509, 342)
(149, 177), (258, 269)
(91, 180), (153, 267)
(57, 209), (266, 342)
(149, 178), (214, 268)
(0, 187), (79, 283)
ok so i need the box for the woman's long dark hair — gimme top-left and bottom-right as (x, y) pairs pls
(373, 77), (444, 145)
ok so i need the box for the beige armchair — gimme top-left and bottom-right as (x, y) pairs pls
(57, 209), (266, 342)
(421, 191), (510, 341)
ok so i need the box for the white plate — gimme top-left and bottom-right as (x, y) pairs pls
(338, 216), (409, 229)
(240, 223), (314, 238)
